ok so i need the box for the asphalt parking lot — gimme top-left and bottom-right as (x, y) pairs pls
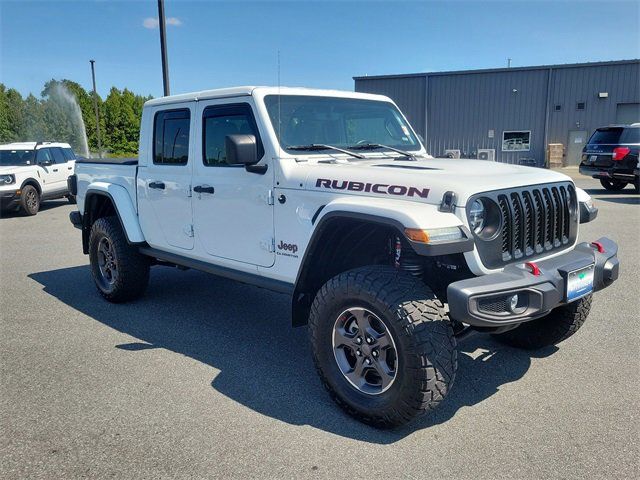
(1, 173), (638, 479)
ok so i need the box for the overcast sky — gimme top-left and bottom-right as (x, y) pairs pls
(1, 0), (639, 98)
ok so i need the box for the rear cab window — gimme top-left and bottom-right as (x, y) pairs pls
(153, 109), (191, 165)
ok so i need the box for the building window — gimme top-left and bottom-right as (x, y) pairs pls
(576, 102), (586, 110)
(502, 131), (531, 152)
(554, 104), (562, 112)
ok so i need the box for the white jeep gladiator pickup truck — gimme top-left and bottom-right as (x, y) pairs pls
(0, 141), (78, 215)
(69, 87), (618, 427)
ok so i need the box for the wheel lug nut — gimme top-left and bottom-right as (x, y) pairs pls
(356, 349), (362, 356)
(372, 350), (378, 357)
(355, 337), (362, 345)
(366, 336), (373, 344)
(365, 358), (372, 365)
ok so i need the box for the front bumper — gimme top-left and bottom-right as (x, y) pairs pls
(448, 237), (619, 327)
(579, 165), (636, 182)
(0, 189), (21, 210)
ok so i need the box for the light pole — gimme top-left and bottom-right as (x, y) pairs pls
(157, 0), (170, 96)
(89, 60), (102, 158)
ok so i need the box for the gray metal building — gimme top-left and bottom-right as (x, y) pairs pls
(354, 60), (640, 166)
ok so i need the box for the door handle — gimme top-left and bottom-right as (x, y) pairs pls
(67, 167), (72, 170)
(148, 181), (165, 190)
(193, 185), (215, 194)
(53, 168), (59, 172)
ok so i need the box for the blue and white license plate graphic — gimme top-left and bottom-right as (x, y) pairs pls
(566, 264), (595, 302)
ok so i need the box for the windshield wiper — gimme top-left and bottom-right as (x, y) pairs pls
(286, 144), (365, 159)
(348, 143), (418, 161)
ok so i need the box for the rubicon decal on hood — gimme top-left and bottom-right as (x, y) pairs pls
(315, 178), (429, 198)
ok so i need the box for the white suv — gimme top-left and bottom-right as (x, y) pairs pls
(0, 142), (78, 215)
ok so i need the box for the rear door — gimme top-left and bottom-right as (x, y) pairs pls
(137, 104), (195, 251)
(60, 147), (77, 178)
(50, 148), (71, 192)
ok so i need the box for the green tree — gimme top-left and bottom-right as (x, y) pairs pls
(1, 79), (151, 156)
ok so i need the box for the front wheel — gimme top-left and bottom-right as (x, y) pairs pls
(492, 295), (592, 350)
(20, 185), (40, 215)
(89, 216), (150, 302)
(309, 266), (457, 428)
(600, 178), (627, 191)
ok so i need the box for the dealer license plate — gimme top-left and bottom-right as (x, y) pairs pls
(566, 264), (595, 302)
(589, 155), (598, 162)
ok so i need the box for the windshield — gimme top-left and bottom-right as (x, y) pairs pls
(0, 150), (35, 166)
(264, 95), (421, 154)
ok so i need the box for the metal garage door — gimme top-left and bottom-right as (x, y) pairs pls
(616, 103), (640, 124)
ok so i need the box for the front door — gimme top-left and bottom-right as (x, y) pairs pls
(567, 130), (588, 166)
(137, 104), (195, 251)
(36, 148), (65, 195)
(192, 99), (274, 267)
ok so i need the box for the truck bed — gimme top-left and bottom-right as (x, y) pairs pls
(75, 160), (138, 214)
(76, 157), (138, 165)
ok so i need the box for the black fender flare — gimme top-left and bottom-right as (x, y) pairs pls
(291, 210), (473, 326)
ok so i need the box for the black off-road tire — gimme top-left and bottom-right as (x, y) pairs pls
(599, 178), (627, 191)
(20, 185), (40, 216)
(634, 176), (639, 194)
(89, 216), (150, 303)
(492, 294), (592, 350)
(309, 265), (457, 428)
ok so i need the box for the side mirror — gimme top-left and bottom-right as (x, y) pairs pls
(225, 134), (258, 165)
(40, 160), (52, 166)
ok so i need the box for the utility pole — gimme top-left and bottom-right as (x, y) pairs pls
(89, 60), (102, 158)
(507, 58), (512, 68)
(157, 0), (170, 96)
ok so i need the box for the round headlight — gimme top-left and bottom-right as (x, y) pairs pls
(0, 174), (15, 185)
(468, 199), (486, 233)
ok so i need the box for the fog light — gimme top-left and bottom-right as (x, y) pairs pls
(507, 294), (527, 314)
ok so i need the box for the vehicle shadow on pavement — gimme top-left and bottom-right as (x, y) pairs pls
(30, 265), (557, 444)
(0, 199), (69, 219)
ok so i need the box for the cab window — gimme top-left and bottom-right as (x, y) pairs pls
(202, 104), (264, 167)
(153, 109), (191, 165)
(36, 148), (53, 163)
(62, 148), (77, 161)
(51, 148), (66, 164)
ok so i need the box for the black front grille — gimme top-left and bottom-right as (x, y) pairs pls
(498, 184), (575, 263)
(470, 182), (578, 269)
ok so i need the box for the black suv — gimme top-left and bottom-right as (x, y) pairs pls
(579, 124), (640, 193)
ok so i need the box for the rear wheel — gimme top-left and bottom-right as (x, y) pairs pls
(309, 265), (457, 428)
(20, 185), (40, 216)
(599, 178), (627, 191)
(89, 216), (150, 302)
(492, 295), (592, 350)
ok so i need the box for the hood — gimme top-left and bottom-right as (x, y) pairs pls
(0, 165), (37, 175)
(302, 157), (572, 206)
